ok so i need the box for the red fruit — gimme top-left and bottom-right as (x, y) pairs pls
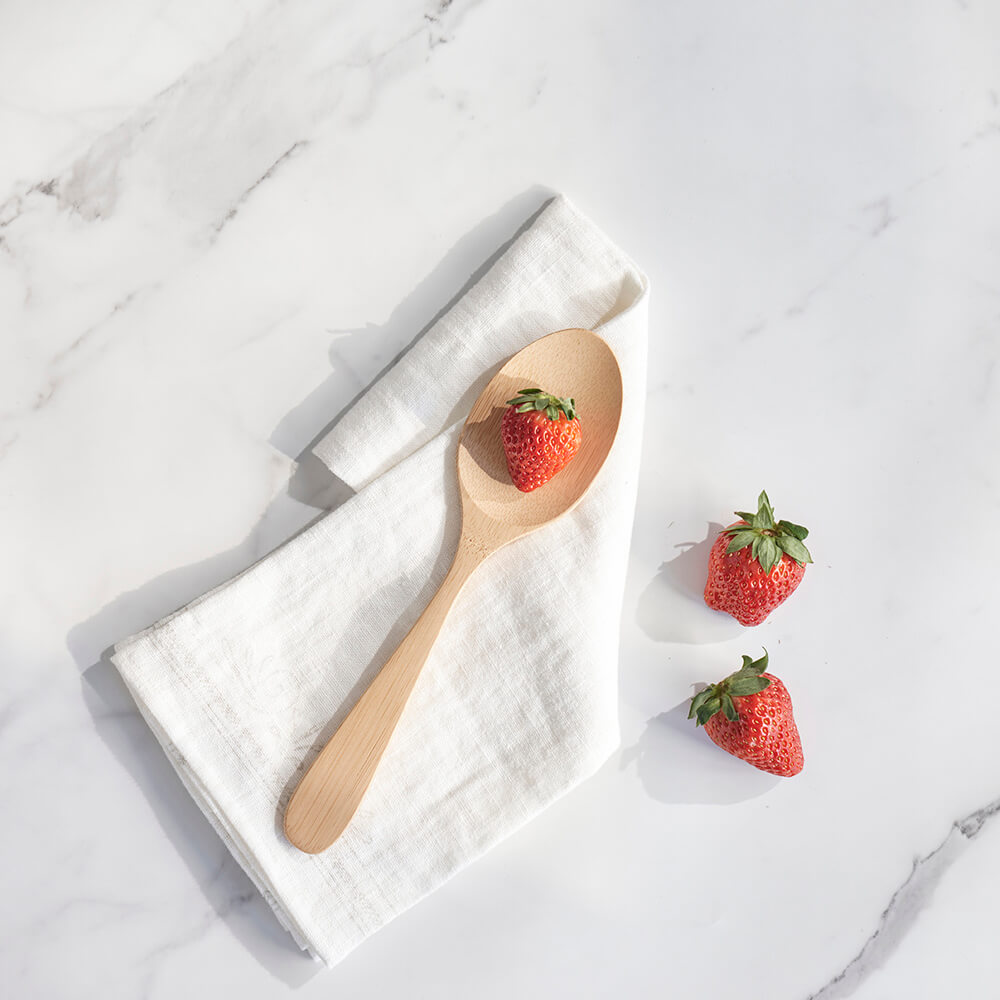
(689, 650), (803, 777)
(501, 388), (582, 492)
(704, 490), (812, 626)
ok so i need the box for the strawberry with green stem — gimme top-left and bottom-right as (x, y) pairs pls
(689, 649), (803, 777)
(704, 490), (813, 626)
(501, 388), (582, 492)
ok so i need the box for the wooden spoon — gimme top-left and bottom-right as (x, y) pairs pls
(284, 328), (623, 853)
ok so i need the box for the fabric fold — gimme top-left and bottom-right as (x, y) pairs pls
(314, 196), (648, 491)
(112, 194), (649, 966)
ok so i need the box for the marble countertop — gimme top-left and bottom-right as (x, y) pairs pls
(3, 1), (999, 997)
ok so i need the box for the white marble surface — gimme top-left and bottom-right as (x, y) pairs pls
(2, 1), (999, 996)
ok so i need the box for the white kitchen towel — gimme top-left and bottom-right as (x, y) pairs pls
(112, 194), (649, 967)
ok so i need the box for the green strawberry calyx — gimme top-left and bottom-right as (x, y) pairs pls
(688, 649), (771, 727)
(723, 490), (813, 574)
(505, 388), (577, 422)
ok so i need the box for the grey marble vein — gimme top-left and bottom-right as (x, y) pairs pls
(960, 119), (1000, 150)
(862, 197), (895, 237)
(2, 0), (475, 243)
(807, 792), (1000, 999)
(424, 0), (455, 49)
(58, 116), (156, 221)
(0, 288), (141, 428)
(213, 140), (309, 235)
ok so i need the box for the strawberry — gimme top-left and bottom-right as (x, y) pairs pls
(501, 388), (582, 492)
(688, 650), (803, 776)
(704, 490), (813, 626)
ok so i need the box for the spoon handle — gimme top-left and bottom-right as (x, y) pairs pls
(284, 538), (482, 853)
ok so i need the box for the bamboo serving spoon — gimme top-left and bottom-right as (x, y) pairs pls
(283, 328), (624, 853)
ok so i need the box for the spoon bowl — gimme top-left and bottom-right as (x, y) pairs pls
(458, 327), (623, 537)
(284, 328), (623, 853)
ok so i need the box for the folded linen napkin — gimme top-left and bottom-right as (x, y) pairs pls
(112, 194), (649, 966)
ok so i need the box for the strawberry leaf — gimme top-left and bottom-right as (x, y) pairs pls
(758, 536), (780, 573)
(778, 519), (809, 541)
(728, 675), (770, 696)
(776, 534), (812, 565)
(505, 389), (578, 422)
(689, 689), (713, 719)
(756, 491), (776, 529)
(725, 531), (756, 554)
(719, 492), (813, 575)
(721, 694), (739, 722)
(696, 704), (717, 726)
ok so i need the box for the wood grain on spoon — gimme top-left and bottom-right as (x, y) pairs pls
(283, 328), (623, 853)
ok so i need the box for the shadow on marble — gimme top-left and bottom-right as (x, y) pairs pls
(64, 187), (562, 982)
(619, 699), (779, 804)
(636, 522), (746, 644)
